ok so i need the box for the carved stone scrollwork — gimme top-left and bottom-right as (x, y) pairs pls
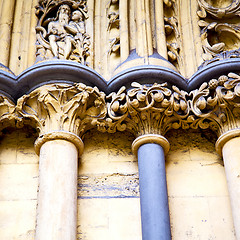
(164, 0), (182, 69)
(99, 82), (189, 137)
(198, 0), (240, 19)
(35, 0), (90, 64)
(197, 0), (240, 67)
(190, 73), (240, 136)
(107, 0), (120, 56)
(16, 83), (106, 138)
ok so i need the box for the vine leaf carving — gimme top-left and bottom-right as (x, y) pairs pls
(98, 82), (190, 137)
(190, 73), (240, 135)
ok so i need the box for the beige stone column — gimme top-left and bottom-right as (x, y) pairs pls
(16, 83), (106, 240)
(34, 132), (84, 240)
(216, 131), (240, 239)
(189, 72), (240, 239)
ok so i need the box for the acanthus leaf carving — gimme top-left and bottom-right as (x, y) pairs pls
(16, 84), (106, 137)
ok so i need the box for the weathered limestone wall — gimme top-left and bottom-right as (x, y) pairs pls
(79, 129), (235, 239)
(0, 127), (235, 239)
(0, 128), (38, 240)
(77, 131), (141, 240)
(166, 129), (235, 239)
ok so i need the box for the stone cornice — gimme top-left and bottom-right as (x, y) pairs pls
(0, 60), (107, 102)
(1, 59), (240, 101)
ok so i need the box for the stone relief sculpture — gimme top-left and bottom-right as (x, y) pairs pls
(35, 0), (90, 64)
(96, 82), (189, 136)
(107, 0), (120, 56)
(164, 0), (182, 70)
(190, 72), (240, 135)
(197, 0), (240, 68)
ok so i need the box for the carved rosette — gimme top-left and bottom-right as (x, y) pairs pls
(35, 0), (90, 64)
(100, 82), (189, 138)
(16, 83), (106, 139)
(190, 73), (240, 137)
(197, 0), (240, 67)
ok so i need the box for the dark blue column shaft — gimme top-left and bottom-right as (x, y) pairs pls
(138, 143), (171, 240)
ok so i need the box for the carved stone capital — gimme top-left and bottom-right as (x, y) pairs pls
(16, 83), (106, 148)
(190, 72), (240, 154)
(101, 82), (189, 138)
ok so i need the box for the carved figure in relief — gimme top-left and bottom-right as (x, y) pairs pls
(48, 4), (73, 58)
(106, 0), (120, 56)
(67, 10), (88, 63)
(36, 0), (90, 64)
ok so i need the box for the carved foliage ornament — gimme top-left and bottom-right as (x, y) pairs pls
(0, 95), (17, 131)
(164, 0), (182, 69)
(198, 0), (240, 19)
(35, 0), (90, 64)
(16, 83), (106, 137)
(0, 78), (240, 140)
(96, 74), (240, 138)
(197, 0), (240, 67)
(97, 82), (189, 137)
(107, 0), (120, 56)
(190, 72), (240, 136)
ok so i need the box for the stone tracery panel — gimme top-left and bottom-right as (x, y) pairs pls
(35, 0), (90, 65)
